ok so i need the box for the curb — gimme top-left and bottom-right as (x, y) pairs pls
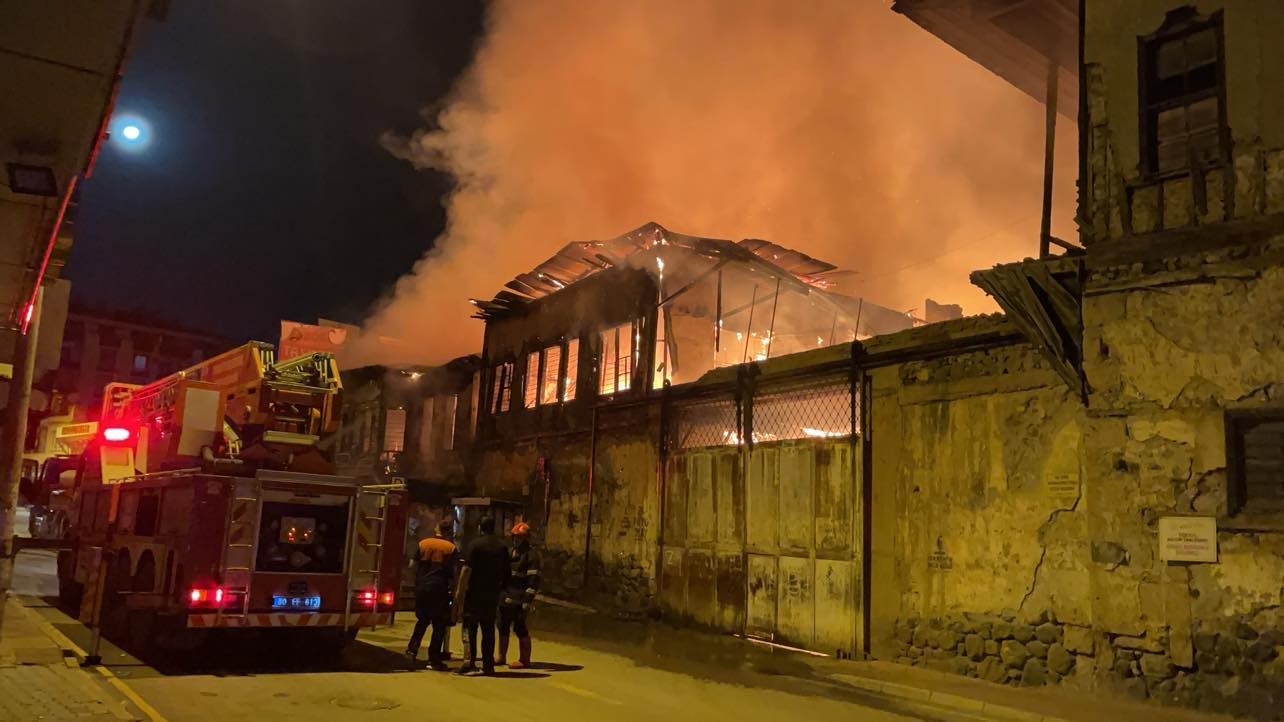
(828, 672), (1072, 722)
(14, 600), (167, 722)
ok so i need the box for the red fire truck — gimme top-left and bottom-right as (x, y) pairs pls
(56, 342), (408, 653)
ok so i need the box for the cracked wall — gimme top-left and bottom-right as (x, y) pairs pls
(868, 334), (1091, 676)
(1080, 231), (1284, 718)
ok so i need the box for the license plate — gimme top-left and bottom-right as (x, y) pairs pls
(272, 595), (321, 610)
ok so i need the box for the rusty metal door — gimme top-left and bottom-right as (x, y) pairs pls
(745, 439), (860, 656)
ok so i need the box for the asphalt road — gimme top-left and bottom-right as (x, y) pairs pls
(9, 540), (930, 722)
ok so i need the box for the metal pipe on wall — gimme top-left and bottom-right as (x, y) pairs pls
(580, 405), (599, 589)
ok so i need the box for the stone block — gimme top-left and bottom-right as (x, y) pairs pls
(1140, 653), (1175, 679)
(1001, 640), (1030, 669)
(1193, 630), (1218, 654)
(938, 630), (960, 651)
(992, 621), (1012, 640)
(1021, 658), (1047, 686)
(1035, 622), (1062, 644)
(985, 640), (999, 656)
(978, 622), (993, 640)
(1048, 643), (1075, 675)
(1236, 622), (1259, 641)
(964, 634), (985, 661)
(1013, 624), (1035, 643)
(1163, 176), (1193, 228)
(1123, 676), (1148, 700)
(912, 626), (929, 648)
(1064, 625), (1093, 655)
(1266, 149), (1284, 215)
(1195, 651), (1216, 670)
(978, 656), (1006, 683)
(1246, 640), (1279, 663)
(1113, 658), (1133, 677)
(1131, 183), (1159, 233)
(1026, 640), (1049, 659)
(1115, 635), (1164, 653)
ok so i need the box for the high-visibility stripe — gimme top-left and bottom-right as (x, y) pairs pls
(186, 612), (390, 628)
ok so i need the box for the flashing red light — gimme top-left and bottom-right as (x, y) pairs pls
(188, 587), (227, 607)
(357, 590), (376, 606)
(379, 592), (394, 606)
(102, 426), (132, 443)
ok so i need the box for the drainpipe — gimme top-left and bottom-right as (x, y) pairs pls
(580, 405), (598, 590)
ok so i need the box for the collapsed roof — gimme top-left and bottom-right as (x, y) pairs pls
(470, 222), (873, 321)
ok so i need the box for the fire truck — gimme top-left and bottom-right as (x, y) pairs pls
(56, 342), (408, 653)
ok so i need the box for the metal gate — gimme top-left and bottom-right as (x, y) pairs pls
(661, 373), (862, 656)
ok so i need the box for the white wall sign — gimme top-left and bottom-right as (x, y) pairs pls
(1158, 516), (1218, 563)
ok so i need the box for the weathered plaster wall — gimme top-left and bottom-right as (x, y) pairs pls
(868, 339), (1091, 686)
(1082, 1), (1284, 243)
(1079, 234), (1284, 717)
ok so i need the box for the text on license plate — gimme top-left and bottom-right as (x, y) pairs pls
(272, 595), (321, 610)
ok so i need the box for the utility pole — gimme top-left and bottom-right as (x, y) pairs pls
(0, 287), (43, 594)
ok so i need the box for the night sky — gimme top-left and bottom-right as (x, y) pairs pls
(68, 1), (485, 343)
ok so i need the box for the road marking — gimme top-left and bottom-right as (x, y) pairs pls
(549, 680), (621, 705)
(36, 619), (170, 722)
(96, 666), (169, 722)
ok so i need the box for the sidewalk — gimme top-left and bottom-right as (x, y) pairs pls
(807, 657), (1242, 722)
(534, 598), (1247, 722)
(0, 593), (144, 721)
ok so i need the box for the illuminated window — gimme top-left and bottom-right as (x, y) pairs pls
(562, 339), (579, 402)
(133, 354), (148, 372)
(524, 350), (540, 409)
(599, 321), (635, 396)
(540, 345), (561, 405)
(383, 408), (406, 452)
(490, 362), (513, 414)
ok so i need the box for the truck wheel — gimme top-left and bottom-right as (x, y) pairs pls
(56, 550), (83, 613)
(125, 610), (157, 654)
(315, 627), (358, 655)
(58, 577), (83, 614)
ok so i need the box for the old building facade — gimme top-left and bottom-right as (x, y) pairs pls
(338, 2), (1283, 716)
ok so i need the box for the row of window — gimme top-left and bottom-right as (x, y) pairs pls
(488, 320), (641, 415)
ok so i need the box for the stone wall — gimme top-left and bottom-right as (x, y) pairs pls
(867, 332), (1088, 658)
(1077, 230), (1284, 719)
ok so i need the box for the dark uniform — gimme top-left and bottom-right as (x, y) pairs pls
(498, 536), (540, 667)
(406, 533), (457, 667)
(459, 530), (510, 674)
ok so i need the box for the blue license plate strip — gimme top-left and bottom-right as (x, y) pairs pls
(272, 594), (321, 610)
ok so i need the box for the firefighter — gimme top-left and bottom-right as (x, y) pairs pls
(498, 521), (541, 668)
(406, 518), (458, 670)
(456, 516), (509, 675)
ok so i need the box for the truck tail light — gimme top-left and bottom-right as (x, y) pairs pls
(356, 590), (376, 606)
(188, 586), (231, 607)
(380, 592), (394, 606)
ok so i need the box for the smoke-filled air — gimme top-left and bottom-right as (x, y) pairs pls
(351, 0), (1078, 366)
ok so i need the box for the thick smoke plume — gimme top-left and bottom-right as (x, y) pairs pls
(353, 0), (1077, 366)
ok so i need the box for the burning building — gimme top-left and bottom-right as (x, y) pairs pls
(346, 2), (1284, 716)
